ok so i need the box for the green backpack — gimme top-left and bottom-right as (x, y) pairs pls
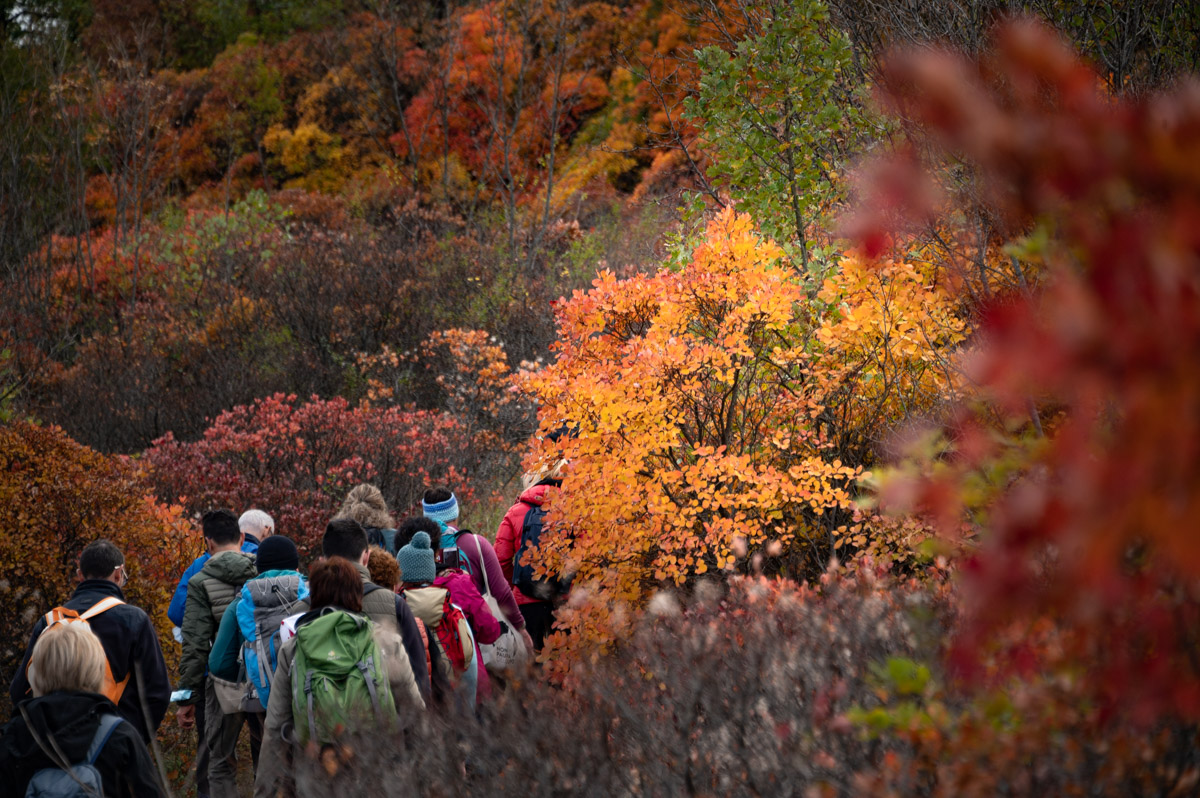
(290, 610), (397, 744)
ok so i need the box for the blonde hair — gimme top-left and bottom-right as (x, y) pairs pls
(28, 622), (106, 697)
(334, 484), (396, 530)
(521, 459), (568, 492)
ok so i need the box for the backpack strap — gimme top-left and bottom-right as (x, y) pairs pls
(256, 637), (273, 688)
(476, 535), (494, 599)
(304, 670), (317, 739)
(414, 619), (432, 681)
(363, 583), (386, 597)
(43, 607), (79, 626)
(85, 714), (124, 765)
(356, 656), (383, 717)
(79, 596), (125, 621)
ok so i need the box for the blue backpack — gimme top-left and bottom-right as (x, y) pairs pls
(512, 502), (571, 601)
(24, 713), (123, 798)
(236, 572), (309, 711)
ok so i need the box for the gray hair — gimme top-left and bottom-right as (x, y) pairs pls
(239, 508), (275, 537)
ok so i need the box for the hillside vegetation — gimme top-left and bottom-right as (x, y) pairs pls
(3, 0), (1200, 794)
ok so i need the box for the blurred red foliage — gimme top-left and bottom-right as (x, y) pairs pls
(864, 19), (1200, 725)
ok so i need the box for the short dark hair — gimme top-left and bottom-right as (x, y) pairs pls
(308, 558), (363, 612)
(396, 516), (441, 552)
(79, 540), (123, 579)
(422, 487), (453, 505)
(202, 509), (241, 545)
(322, 518), (367, 561)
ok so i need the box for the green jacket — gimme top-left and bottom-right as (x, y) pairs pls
(178, 550), (256, 704)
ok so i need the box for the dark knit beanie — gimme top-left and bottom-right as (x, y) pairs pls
(397, 531), (436, 584)
(256, 535), (300, 574)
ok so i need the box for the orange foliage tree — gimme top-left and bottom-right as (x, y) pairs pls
(0, 422), (195, 715)
(524, 209), (869, 668)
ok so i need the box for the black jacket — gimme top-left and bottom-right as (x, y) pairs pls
(8, 580), (171, 743)
(0, 691), (164, 798)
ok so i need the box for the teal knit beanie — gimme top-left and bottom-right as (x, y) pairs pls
(398, 530), (436, 584)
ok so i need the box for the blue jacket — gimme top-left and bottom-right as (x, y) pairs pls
(167, 536), (259, 627)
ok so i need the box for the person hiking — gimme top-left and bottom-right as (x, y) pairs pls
(0, 622), (164, 798)
(9, 539), (171, 744)
(167, 508), (269, 798)
(398, 531), (500, 710)
(208, 535), (308, 734)
(253, 558), (423, 798)
(421, 490), (533, 651)
(417, 490), (536, 660)
(176, 510), (259, 798)
(334, 484), (399, 554)
(168, 509), (272, 630)
(494, 461), (568, 651)
(321, 518), (433, 702)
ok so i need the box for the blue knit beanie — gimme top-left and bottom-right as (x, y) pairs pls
(422, 493), (459, 525)
(398, 531), (436, 584)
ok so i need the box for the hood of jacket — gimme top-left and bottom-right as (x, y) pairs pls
(432, 571), (471, 596)
(517, 481), (556, 507)
(3, 691), (121, 763)
(199, 549), (257, 585)
(403, 586), (449, 629)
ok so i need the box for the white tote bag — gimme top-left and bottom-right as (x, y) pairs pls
(475, 535), (528, 671)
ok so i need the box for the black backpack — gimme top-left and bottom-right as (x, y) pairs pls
(511, 502), (571, 601)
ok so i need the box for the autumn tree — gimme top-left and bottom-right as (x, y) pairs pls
(145, 393), (476, 556)
(859, 19), (1200, 727)
(524, 209), (869, 669)
(85, 40), (173, 319)
(687, 0), (870, 270)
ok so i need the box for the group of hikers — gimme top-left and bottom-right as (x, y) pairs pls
(1, 464), (566, 798)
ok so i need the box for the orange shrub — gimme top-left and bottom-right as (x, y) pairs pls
(0, 421), (196, 716)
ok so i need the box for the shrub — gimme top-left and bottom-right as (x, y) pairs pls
(285, 568), (944, 797)
(145, 393), (475, 556)
(860, 18), (1200, 726)
(0, 421), (195, 718)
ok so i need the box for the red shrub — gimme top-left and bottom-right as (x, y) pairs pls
(145, 393), (475, 556)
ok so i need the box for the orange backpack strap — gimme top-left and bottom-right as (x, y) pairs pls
(79, 596), (125, 620)
(415, 619), (433, 681)
(43, 606), (80, 626)
(41, 597), (130, 704)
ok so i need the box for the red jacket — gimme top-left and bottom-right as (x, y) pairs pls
(494, 482), (556, 605)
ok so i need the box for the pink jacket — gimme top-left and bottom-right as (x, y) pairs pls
(433, 570), (501, 700)
(494, 482), (556, 605)
(455, 532), (525, 630)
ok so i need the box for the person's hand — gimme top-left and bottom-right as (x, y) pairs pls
(520, 628), (535, 655)
(177, 704), (196, 730)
